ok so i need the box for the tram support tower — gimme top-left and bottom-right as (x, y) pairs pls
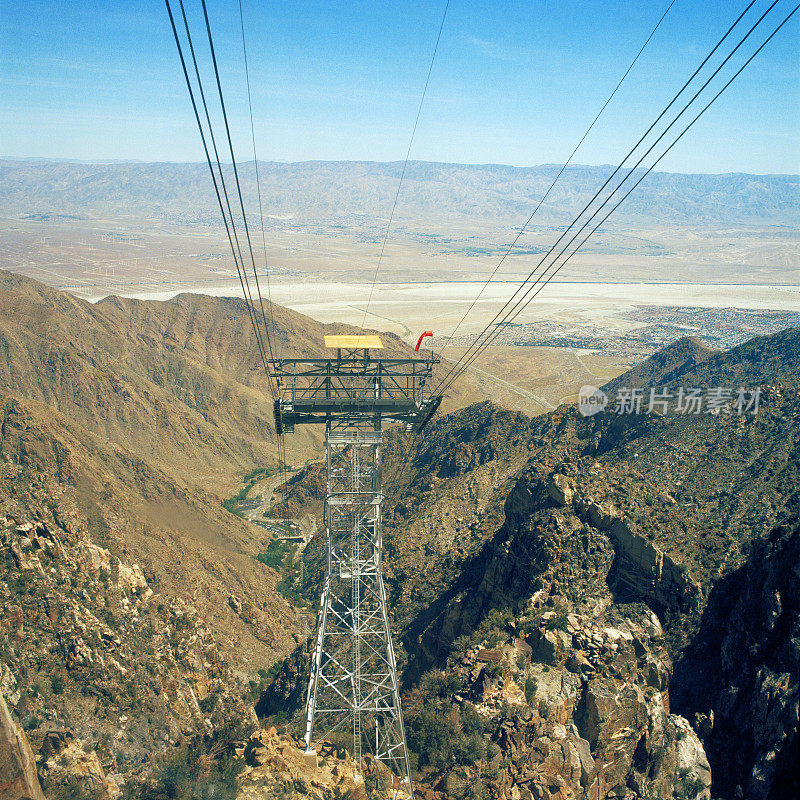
(269, 335), (441, 793)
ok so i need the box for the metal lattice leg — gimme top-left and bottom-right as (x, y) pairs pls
(302, 427), (413, 793)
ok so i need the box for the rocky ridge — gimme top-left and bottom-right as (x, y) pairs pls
(421, 598), (711, 800)
(410, 331), (800, 666)
(0, 487), (263, 796)
(262, 328), (800, 800)
(237, 727), (412, 800)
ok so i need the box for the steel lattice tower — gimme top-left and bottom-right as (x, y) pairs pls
(270, 335), (441, 795)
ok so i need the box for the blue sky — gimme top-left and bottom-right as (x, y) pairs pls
(1, 0), (798, 173)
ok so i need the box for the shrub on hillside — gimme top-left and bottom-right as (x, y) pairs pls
(121, 720), (253, 800)
(405, 687), (489, 771)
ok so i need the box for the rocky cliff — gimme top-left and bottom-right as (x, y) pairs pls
(672, 516), (799, 800)
(0, 693), (46, 800)
(416, 599), (712, 800)
(384, 331), (799, 800)
(0, 489), (263, 794)
(266, 327), (799, 798)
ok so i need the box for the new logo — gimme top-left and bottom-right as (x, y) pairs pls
(578, 385), (608, 417)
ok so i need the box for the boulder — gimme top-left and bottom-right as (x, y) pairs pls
(587, 502), (611, 529)
(673, 717), (711, 800)
(40, 738), (116, 798)
(546, 474), (574, 507)
(0, 694), (47, 800)
(81, 541), (111, 575)
(116, 561), (149, 596)
(0, 664), (20, 707)
(573, 735), (594, 788)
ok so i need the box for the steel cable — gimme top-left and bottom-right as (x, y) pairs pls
(167, 0), (289, 513)
(390, 1), (796, 491)
(435, 1), (794, 399)
(436, 0), (678, 363)
(166, 0), (274, 398)
(200, 0), (279, 370)
(431, 0), (772, 399)
(360, 0), (451, 331)
(236, 0), (292, 517)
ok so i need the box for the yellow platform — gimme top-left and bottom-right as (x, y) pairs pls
(324, 334), (384, 349)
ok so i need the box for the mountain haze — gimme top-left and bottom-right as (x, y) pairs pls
(1, 159), (797, 228)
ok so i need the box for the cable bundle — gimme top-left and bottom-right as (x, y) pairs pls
(164, 0), (291, 510)
(432, 0), (798, 402)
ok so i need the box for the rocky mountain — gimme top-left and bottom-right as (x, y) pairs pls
(0, 271), (477, 795)
(0, 499), (254, 796)
(407, 330), (799, 799)
(260, 326), (800, 799)
(1, 268), (798, 799)
(601, 336), (716, 395)
(672, 516), (799, 800)
(1, 159), (797, 228)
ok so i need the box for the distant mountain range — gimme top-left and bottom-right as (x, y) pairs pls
(1, 158), (797, 229)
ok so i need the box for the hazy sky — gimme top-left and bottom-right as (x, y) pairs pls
(1, 0), (798, 173)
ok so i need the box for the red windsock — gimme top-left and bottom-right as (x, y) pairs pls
(415, 331), (433, 352)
